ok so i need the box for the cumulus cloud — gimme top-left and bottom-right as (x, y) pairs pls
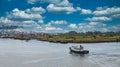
(69, 24), (77, 28)
(77, 22), (107, 32)
(27, 0), (92, 15)
(14, 20), (43, 32)
(26, 7), (46, 14)
(104, 25), (120, 32)
(21, 20), (39, 26)
(76, 7), (81, 11)
(84, 6), (120, 25)
(89, 22), (106, 26)
(78, 23), (92, 29)
(0, 7), (45, 32)
(1, 1), (120, 33)
(47, 4), (76, 14)
(47, 20), (67, 26)
(112, 25), (120, 30)
(0, 17), (13, 24)
(14, 26), (42, 32)
(56, 0), (72, 7)
(89, 22), (99, 26)
(27, 0), (61, 4)
(7, 8), (43, 21)
(93, 7), (120, 16)
(81, 9), (92, 14)
(44, 20), (68, 32)
(47, 0), (76, 14)
(112, 14), (120, 18)
(27, 0), (40, 4)
(45, 27), (62, 31)
(28, 0), (92, 15)
(101, 28), (109, 32)
(86, 16), (112, 22)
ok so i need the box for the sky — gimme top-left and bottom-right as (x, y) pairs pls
(0, 0), (120, 33)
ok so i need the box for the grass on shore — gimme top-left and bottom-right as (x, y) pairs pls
(34, 35), (120, 43)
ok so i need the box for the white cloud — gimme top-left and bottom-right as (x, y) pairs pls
(76, 7), (81, 11)
(14, 28), (29, 32)
(93, 7), (120, 16)
(69, 24), (77, 28)
(101, 25), (120, 32)
(28, 0), (92, 15)
(0, 7), (45, 32)
(1, 3), (120, 33)
(14, 26), (42, 32)
(112, 25), (120, 30)
(27, 0), (61, 4)
(45, 27), (62, 31)
(101, 28), (108, 32)
(46, 20), (67, 27)
(47, 4), (76, 14)
(38, 20), (44, 24)
(21, 20), (37, 25)
(19, 20), (41, 28)
(27, 0), (39, 4)
(81, 9), (92, 14)
(89, 22), (99, 26)
(50, 20), (67, 24)
(86, 16), (111, 22)
(26, 7), (46, 14)
(0, 18), (43, 32)
(112, 14), (120, 18)
(0, 17), (13, 24)
(44, 20), (68, 32)
(77, 22), (107, 32)
(78, 24), (92, 31)
(17, 20), (43, 32)
(7, 8), (43, 20)
(102, 25), (120, 32)
(47, 0), (76, 14)
(56, 0), (72, 7)
(89, 22), (106, 26)
(44, 20), (66, 32)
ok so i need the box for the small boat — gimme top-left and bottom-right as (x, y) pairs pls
(69, 47), (89, 54)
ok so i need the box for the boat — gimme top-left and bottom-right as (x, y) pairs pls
(69, 47), (89, 54)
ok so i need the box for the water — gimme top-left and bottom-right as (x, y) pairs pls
(0, 39), (120, 67)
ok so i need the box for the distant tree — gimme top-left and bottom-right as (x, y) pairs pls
(65, 31), (78, 36)
(93, 31), (101, 35)
(93, 35), (96, 39)
(48, 35), (53, 38)
(86, 31), (93, 36)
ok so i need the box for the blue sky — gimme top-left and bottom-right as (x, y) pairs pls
(0, 0), (120, 33)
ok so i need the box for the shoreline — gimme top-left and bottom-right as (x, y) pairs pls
(0, 37), (120, 44)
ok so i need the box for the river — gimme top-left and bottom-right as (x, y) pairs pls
(0, 39), (120, 67)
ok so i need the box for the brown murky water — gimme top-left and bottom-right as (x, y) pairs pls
(0, 39), (120, 67)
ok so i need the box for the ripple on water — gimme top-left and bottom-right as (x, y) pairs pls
(0, 39), (120, 67)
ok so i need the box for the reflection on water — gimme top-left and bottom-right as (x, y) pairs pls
(0, 39), (120, 67)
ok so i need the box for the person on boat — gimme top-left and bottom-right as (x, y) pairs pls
(80, 45), (84, 51)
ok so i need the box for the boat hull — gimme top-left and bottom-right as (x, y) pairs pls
(69, 47), (89, 54)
